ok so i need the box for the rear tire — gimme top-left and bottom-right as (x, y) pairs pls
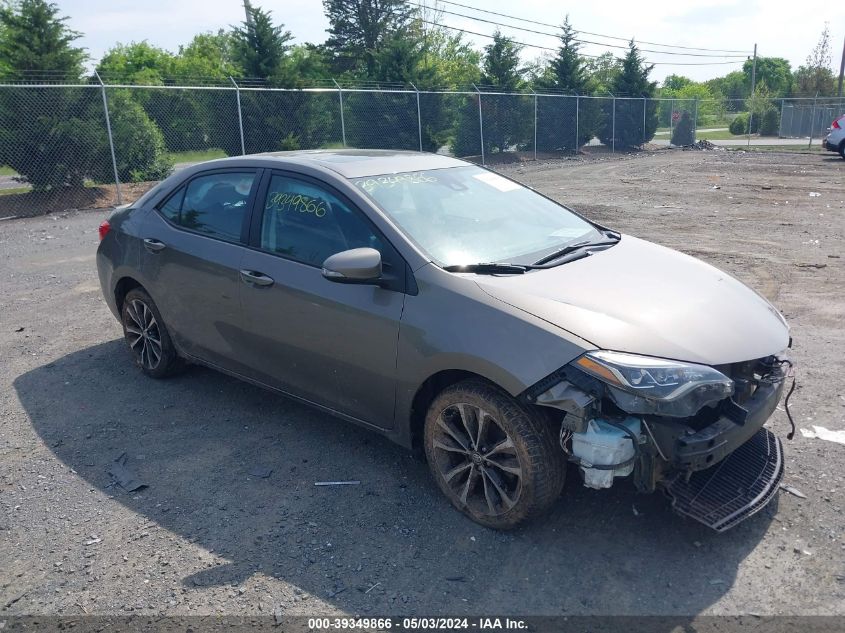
(839, 142), (844, 159)
(121, 288), (182, 378)
(423, 380), (565, 529)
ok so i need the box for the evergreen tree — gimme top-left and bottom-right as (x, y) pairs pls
(481, 30), (523, 90)
(598, 40), (658, 149)
(323, 0), (411, 77)
(536, 16), (586, 94)
(231, 5), (292, 80)
(0, 0), (85, 80)
(453, 31), (530, 156)
(534, 16), (591, 152)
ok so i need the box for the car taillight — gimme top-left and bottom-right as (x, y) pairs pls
(98, 220), (111, 241)
(833, 117), (842, 129)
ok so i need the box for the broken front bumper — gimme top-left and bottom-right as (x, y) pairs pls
(651, 372), (786, 472)
(665, 427), (783, 531)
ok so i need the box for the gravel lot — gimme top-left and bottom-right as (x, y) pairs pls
(1, 149), (843, 619)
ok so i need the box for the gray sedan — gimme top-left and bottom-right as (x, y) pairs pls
(96, 150), (792, 531)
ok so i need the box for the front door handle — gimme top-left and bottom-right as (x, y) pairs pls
(143, 238), (166, 253)
(240, 270), (274, 287)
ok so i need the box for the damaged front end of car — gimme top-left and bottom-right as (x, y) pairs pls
(522, 351), (791, 531)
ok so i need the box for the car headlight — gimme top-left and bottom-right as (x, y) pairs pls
(571, 350), (734, 417)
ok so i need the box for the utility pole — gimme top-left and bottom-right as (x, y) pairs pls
(747, 43), (757, 147)
(838, 35), (844, 98)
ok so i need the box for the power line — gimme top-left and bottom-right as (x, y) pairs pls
(410, 3), (748, 58)
(416, 0), (753, 54)
(418, 19), (746, 66)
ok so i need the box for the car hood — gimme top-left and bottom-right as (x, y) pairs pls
(475, 236), (789, 366)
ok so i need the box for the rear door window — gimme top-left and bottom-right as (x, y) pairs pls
(157, 171), (256, 243)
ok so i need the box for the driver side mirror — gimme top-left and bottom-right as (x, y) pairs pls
(321, 247), (382, 284)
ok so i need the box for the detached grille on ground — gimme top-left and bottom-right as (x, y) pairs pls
(666, 428), (783, 532)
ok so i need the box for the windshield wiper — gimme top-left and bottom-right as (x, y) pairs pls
(532, 235), (620, 266)
(443, 262), (529, 275)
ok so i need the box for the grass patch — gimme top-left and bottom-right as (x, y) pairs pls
(0, 165), (18, 177)
(0, 186), (31, 196)
(168, 149), (228, 165)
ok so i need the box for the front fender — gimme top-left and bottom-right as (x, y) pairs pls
(393, 265), (595, 442)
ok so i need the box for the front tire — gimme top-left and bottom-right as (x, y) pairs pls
(839, 142), (845, 159)
(423, 381), (565, 529)
(121, 288), (181, 378)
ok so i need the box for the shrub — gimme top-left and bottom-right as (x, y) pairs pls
(759, 107), (780, 136)
(729, 112), (760, 135)
(99, 91), (173, 183)
(670, 110), (695, 146)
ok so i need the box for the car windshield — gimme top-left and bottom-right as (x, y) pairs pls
(353, 166), (601, 267)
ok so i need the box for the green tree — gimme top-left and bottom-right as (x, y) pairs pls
(585, 52), (621, 94)
(0, 0), (85, 80)
(175, 31), (240, 79)
(743, 57), (792, 97)
(707, 71), (749, 110)
(0, 0), (90, 190)
(598, 40), (658, 149)
(794, 23), (836, 97)
(662, 74), (693, 92)
(481, 30), (523, 90)
(323, 0), (412, 77)
(231, 5), (292, 79)
(534, 16), (591, 151)
(96, 42), (175, 84)
(670, 110), (694, 145)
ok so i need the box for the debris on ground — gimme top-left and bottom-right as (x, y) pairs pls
(314, 480), (360, 486)
(800, 426), (845, 445)
(108, 453), (148, 492)
(795, 263), (827, 269)
(14, 326), (24, 332)
(248, 465), (273, 478)
(780, 484), (807, 499)
(687, 139), (718, 150)
(809, 192), (821, 197)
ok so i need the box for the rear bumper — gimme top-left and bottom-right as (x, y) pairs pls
(824, 138), (840, 152)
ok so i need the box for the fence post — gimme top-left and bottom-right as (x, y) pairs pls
(229, 77), (246, 155)
(473, 84), (485, 166)
(693, 99), (699, 141)
(670, 98), (674, 141)
(808, 92), (818, 148)
(410, 82), (423, 152)
(643, 97), (647, 146)
(778, 99), (785, 138)
(94, 71), (122, 205)
(532, 89), (538, 161)
(575, 95), (579, 151)
(332, 79), (347, 147)
(609, 92), (616, 153)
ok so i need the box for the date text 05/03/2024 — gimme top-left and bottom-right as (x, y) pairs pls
(307, 617), (529, 630)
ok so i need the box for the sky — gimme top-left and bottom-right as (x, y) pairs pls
(57, 0), (845, 84)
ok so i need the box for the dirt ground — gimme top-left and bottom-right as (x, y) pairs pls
(1, 149), (843, 621)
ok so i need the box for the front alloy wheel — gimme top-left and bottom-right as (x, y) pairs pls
(424, 381), (565, 529)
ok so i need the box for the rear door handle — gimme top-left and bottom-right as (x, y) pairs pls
(240, 270), (274, 287)
(143, 238), (166, 253)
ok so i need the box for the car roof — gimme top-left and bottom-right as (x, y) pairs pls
(206, 149), (470, 179)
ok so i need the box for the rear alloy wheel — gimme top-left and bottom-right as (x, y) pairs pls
(121, 288), (181, 378)
(424, 381), (565, 529)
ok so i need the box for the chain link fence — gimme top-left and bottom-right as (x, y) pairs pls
(1, 81), (844, 219)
